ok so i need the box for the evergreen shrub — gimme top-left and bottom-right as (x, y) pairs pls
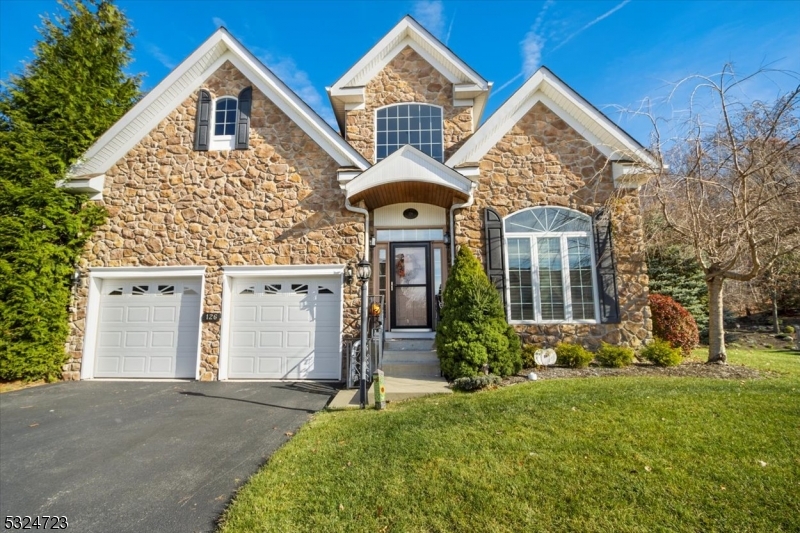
(555, 343), (593, 368)
(649, 294), (700, 355)
(595, 343), (635, 367)
(436, 247), (522, 380)
(641, 338), (682, 367)
(452, 374), (502, 391)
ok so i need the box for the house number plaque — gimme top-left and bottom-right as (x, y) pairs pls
(202, 312), (221, 323)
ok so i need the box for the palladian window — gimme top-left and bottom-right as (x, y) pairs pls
(375, 104), (443, 162)
(504, 207), (597, 322)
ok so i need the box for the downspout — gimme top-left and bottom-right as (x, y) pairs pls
(448, 183), (476, 265)
(345, 196), (369, 260)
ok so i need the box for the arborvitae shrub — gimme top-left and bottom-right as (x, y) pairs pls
(595, 343), (635, 367)
(436, 247), (522, 380)
(452, 374), (502, 391)
(649, 294), (699, 355)
(555, 343), (593, 368)
(641, 338), (682, 367)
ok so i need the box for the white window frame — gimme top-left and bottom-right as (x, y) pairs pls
(503, 209), (600, 325)
(210, 96), (237, 151)
(374, 102), (444, 163)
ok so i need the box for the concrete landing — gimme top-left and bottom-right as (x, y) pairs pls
(328, 376), (451, 409)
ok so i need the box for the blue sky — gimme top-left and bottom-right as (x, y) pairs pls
(2, 0), (798, 146)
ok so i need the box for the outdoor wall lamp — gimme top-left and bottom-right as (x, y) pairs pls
(344, 264), (354, 285)
(443, 232), (451, 245)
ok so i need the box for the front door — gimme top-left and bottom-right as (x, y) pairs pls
(390, 243), (432, 329)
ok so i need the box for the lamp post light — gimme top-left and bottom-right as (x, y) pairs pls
(356, 257), (372, 409)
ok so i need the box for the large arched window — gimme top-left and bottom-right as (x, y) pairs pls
(375, 104), (443, 162)
(504, 207), (598, 322)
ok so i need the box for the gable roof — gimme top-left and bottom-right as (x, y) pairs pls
(327, 15), (492, 133)
(69, 27), (369, 179)
(446, 66), (658, 171)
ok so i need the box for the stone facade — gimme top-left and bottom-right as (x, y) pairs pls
(345, 46), (473, 163)
(459, 102), (651, 348)
(65, 61), (364, 380)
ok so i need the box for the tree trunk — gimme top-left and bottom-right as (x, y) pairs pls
(707, 277), (727, 363)
(772, 291), (780, 334)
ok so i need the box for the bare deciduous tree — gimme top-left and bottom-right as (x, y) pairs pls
(643, 65), (800, 363)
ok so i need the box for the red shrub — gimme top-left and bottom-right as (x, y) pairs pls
(648, 294), (700, 355)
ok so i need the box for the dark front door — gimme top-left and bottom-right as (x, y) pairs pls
(390, 243), (432, 329)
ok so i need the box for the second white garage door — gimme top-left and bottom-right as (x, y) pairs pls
(227, 277), (342, 379)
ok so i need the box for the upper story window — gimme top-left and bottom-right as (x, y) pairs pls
(210, 97), (238, 150)
(376, 104), (443, 162)
(194, 87), (252, 151)
(504, 207), (598, 323)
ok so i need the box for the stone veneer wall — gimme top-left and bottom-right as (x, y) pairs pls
(65, 61), (364, 380)
(457, 102), (651, 348)
(345, 46), (473, 163)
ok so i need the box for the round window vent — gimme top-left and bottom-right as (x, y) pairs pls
(403, 208), (419, 220)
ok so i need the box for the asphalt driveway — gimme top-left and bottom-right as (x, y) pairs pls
(0, 381), (335, 533)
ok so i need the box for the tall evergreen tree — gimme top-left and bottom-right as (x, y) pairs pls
(0, 0), (140, 381)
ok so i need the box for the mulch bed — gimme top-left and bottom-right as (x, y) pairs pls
(502, 360), (765, 386)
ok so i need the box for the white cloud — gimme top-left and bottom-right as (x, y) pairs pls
(521, 0), (554, 76)
(147, 44), (175, 70)
(552, 0), (631, 52)
(412, 0), (445, 40)
(212, 16), (227, 28)
(254, 49), (337, 126)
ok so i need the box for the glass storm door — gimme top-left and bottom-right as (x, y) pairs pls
(390, 243), (432, 329)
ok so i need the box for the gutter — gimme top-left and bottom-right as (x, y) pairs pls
(448, 183), (476, 265)
(344, 197), (370, 260)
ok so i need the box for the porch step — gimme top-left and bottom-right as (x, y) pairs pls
(384, 339), (436, 351)
(382, 349), (441, 378)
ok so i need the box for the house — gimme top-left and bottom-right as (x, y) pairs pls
(61, 16), (655, 382)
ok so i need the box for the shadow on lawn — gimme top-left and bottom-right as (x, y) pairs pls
(179, 391), (319, 413)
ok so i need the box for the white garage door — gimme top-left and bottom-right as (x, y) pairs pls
(95, 278), (201, 378)
(228, 277), (342, 379)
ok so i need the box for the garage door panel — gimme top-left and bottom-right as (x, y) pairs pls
(259, 306), (284, 322)
(233, 305), (258, 322)
(227, 276), (342, 379)
(100, 306), (125, 323)
(258, 331), (283, 348)
(152, 306), (177, 323)
(94, 277), (200, 378)
(124, 331), (149, 348)
(231, 330), (257, 348)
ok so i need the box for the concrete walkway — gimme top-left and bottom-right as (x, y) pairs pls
(329, 376), (451, 409)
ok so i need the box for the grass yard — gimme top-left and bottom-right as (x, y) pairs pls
(218, 347), (800, 532)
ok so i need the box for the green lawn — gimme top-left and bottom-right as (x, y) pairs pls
(218, 348), (800, 532)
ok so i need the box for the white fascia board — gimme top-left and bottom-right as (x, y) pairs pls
(337, 168), (362, 186)
(612, 161), (653, 188)
(222, 265), (346, 277)
(89, 266), (207, 279)
(58, 175), (105, 200)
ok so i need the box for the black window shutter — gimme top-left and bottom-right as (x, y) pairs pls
(593, 209), (621, 323)
(235, 86), (252, 150)
(484, 207), (506, 309)
(194, 89), (211, 151)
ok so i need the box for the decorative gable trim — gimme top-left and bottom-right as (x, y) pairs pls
(327, 16), (491, 132)
(66, 28), (368, 182)
(446, 67), (659, 182)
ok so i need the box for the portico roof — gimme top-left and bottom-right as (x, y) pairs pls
(341, 145), (475, 210)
